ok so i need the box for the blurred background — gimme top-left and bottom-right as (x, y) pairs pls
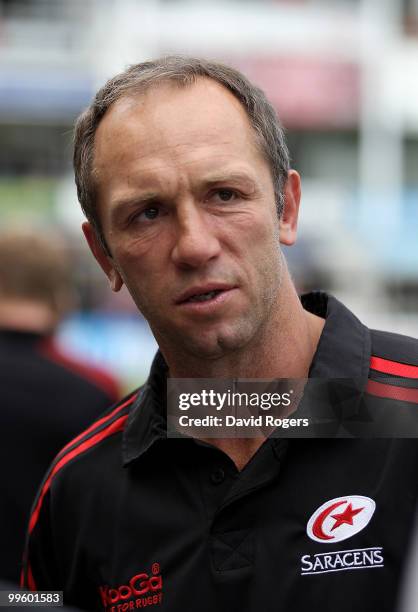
(0, 0), (417, 391)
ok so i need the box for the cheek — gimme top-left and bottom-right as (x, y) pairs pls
(120, 275), (161, 323)
(220, 208), (276, 245)
(114, 242), (173, 311)
(229, 211), (279, 262)
(114, 235), (164, 276)
(247, 220), (282, 288)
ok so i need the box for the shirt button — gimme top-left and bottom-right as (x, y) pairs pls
(211, 468), (225, 485)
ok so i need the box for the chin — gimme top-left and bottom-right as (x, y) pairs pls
(186, 326), (254, 360)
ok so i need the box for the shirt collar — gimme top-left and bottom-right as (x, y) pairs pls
(302, 291), (371, 380)
(122, 351), (168, 465)
(122, 291), (371, 466)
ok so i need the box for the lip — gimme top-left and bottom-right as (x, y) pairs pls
(175, 286), (238, 314)
(175, 283), (237, 305)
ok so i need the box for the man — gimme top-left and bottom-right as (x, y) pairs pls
(22, 57), (417, 611)
(0, 230), (120, 585)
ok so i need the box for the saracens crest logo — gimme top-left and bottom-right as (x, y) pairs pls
(306, 495), (376, 543)
(301, 495), (384, 576)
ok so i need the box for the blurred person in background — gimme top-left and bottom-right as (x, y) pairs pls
(0, 229), (120, 585)
(22, 57), (417, 611)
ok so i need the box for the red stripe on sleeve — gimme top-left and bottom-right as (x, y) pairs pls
(57, 393), (137, 459)
(29, 414), (129, 535)
(366, 379), (418, 403)
(370, 356), (418, 379)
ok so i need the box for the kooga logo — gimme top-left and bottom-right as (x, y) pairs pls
(99, 570), (163, 609)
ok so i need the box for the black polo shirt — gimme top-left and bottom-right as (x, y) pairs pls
(22, 293), (418, 611)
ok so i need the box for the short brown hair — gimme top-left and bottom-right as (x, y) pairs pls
(0, 229), (72, 313)
(73, 55), (290, 252)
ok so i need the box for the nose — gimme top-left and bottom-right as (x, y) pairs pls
(171, 204), (221, 269)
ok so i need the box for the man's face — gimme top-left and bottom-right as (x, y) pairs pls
(86, 78), (300, 361)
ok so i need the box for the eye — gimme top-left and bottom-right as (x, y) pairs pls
(213, 189), (237, 202)
(142, 207), (159, 220)
(130, 206), (160, 224)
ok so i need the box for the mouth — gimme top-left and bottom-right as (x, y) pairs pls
(175, 284), (236, 306)
(185, 289), (224, 303)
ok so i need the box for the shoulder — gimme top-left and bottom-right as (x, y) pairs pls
(22, 388), (143, 591)
(370, 328), (418, 362)
(50, 386), (140, 478)
(366, 329), (418, 407)
(27, 387), (141, 534)
(369, 328), (418, 372)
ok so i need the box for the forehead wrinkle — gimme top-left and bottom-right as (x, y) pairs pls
(129, 134), (240, 163)
(121, 158), (258, 198)
(94, 134), (239, 184)
(112, 146), (249, 182)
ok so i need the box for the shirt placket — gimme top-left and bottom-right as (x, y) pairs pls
(196, 439), (288, 612)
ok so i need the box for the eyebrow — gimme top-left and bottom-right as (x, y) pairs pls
(201, 171), (257, 189)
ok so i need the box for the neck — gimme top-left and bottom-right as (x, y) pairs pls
(0, 300), (57, 334)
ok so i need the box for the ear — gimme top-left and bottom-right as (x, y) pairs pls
(82, 222), (123, 292)
(279, 169), (301, 246)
